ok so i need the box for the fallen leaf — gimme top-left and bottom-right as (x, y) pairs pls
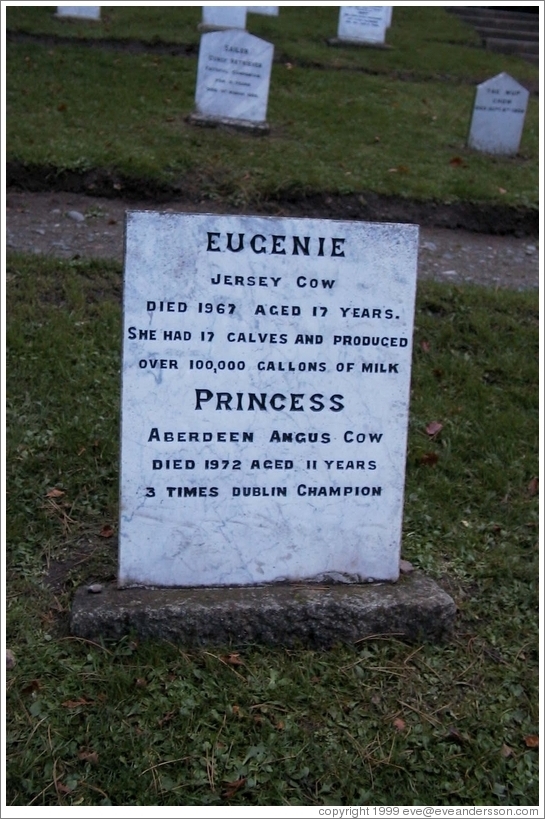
(222, 653), (244, 666)
(445, 726), (468, 745)
(420, 340), (431, 353)
(420, 452), (439, 467)
(501, 743), (514, 758)
(78, 750), (99, 765)
(425, 421), (443, 437)
(275, 720), (285, 730)
(61, 698), (93, 708)
(222, 777), (246, 799)
(57, 103), (67, 112)
(22, 679), (41, 695)
(449, 156), (464, 167)
(158, 710), (176, 727)
(6, 649), (16, 670)
(523, 734), (539, 749)
(135, 678), (147, 688)
(46, 488), (65, 498)
(99, 524), (114, 538)
(399, 559), (414, 574)
(498, 187), (507, 194)
(56, 782), (72, 795)
(527, 477), (538, 496)
(393, 717), (406, 731)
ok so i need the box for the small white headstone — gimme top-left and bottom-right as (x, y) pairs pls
(337, 6), (388, 45)
(467, 72), (529, 156)
(248, 6), (279, 15)
(195, 30), (274, 124)
(201, 6), (247, 31)
(119, 213), (419, 588)
(56, 6), (100, 20)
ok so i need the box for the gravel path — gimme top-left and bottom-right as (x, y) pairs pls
(6, 190), (539, 291)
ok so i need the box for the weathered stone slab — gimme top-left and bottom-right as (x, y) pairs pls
(248, 6), (279, 15)
(199, 6), (247, 32)
(71, 573), (456, 647)
(119, 213), (418, 588)
(194, 30), (274, 125)
(467, 72), (529, 155)
(56, 6), (101, 21)
(336, 6), (388, 45)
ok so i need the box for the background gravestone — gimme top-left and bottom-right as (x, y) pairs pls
(192, 30), (274, 130)
(200, 6), (247, 31)
(336, 6), (388, 45)
(119, 213), (419, 588)
(467, 72), (529, 155)
(56, 6), (100, 20)
(248, 6), (279, 15)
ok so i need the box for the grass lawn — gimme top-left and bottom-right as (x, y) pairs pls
(5, 7), (539, 209)
(5, 254), (539, 807)
(5, 5), (539, 85)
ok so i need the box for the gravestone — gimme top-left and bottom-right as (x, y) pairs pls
(248, 6), (279, 15)
(56, 6), (100, 20)
(467, 72), (529, 155)
(200, 6), (247, 31)
(385, 6), (393, 27)
(190, 30), (274, 132)
(118, 213), (419, 589)
(335, 6), (389, 46)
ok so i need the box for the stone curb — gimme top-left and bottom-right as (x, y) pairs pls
(71, 572), (456, 648)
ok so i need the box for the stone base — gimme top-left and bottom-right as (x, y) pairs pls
(70, 573), (456, 648)
(187, 112), (270, 135)
(327, 37), (393, 50)
(197, 24), (246, 33)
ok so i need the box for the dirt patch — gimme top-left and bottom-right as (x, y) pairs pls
(6, 189), (539, 292)
(7, 161), (539, 238)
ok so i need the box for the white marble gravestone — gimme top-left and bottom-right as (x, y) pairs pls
(248, 6), (279, 15)
(201, 6), (247, 31)
(194, 30), (274, 125)
(467, 72), (529, 156)
(337, 6), (388, 45)
(385, 6), (393, 27)
(119, 213), (419, 588)
(56, 6), (100, 20)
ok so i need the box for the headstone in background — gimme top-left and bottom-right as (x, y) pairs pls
(385, 6), (393, 27)
(200, 5), (247, 31)
(56, 6), (101, 20)
(191, 30), (274, 131)
(248, 6), (279, 15)
(467, 72), (529, 155)
(119, 213), (419, 588)
(336, 6), (388, 46)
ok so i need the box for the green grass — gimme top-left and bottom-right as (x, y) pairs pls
(5, 253), (539, 806)
(6, 5), (539, 84)
(6, 39), (539, 208)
